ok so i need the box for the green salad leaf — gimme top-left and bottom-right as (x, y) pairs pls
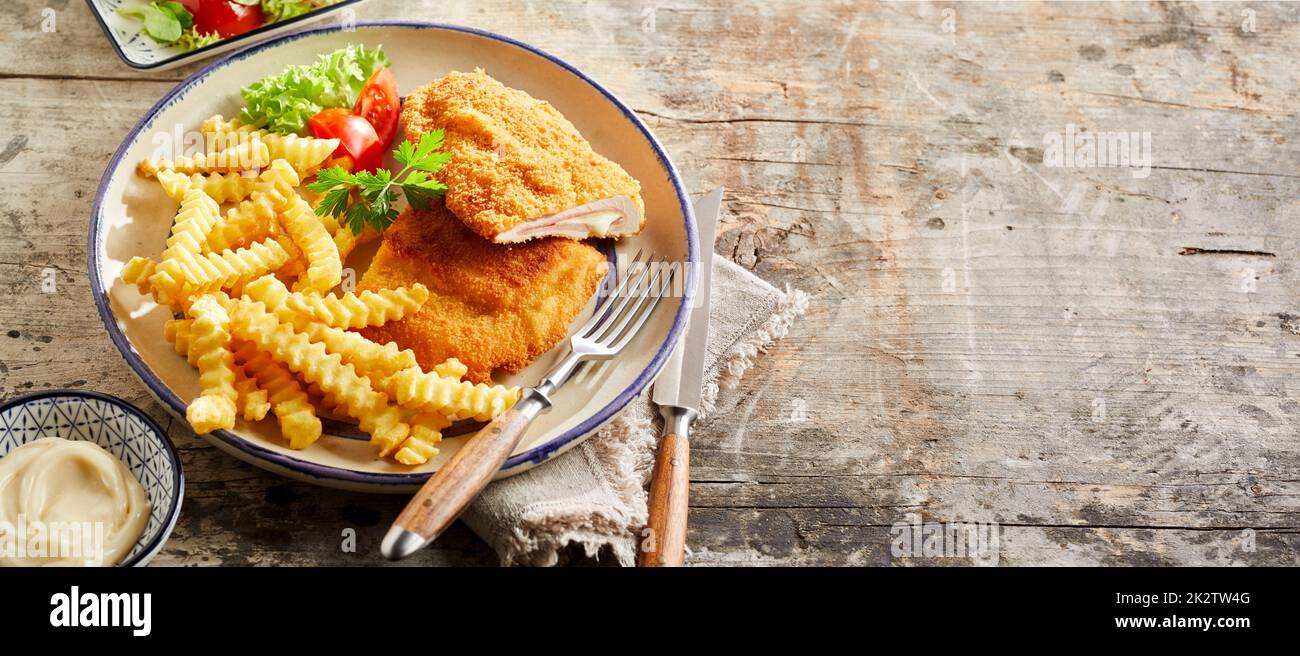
(238, 44), (390, 135)
(261, 0), (340, 22)
(177, 28), (221, 52)
(117, 1), (193, 44)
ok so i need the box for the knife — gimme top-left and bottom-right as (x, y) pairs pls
(639, 188), (722, 567)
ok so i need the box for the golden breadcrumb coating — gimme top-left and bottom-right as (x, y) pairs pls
(400, 69), (645, 242)
(357, 204), (609, 383)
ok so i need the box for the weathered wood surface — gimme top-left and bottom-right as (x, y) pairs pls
(2, 0), (1299, 566)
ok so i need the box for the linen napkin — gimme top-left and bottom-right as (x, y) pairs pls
(462, 256), (808, 566)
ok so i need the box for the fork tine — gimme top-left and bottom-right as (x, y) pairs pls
(596, 257), (675, 347)
(591, 255), (665, 343)
(577, 248), (647, 338)
(606, 263), (676, 352)
(581, 249), (653, 339)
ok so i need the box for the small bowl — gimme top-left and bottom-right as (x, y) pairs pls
(0, 390), (183, 567)
(85, 0), (370, 71)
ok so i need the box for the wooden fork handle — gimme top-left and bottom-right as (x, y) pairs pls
(387, 391), (549, 554)
(640, 430), (690, 567)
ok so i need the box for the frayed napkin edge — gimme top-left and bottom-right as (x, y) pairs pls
(700, 286), (809, 418)
(490, 285), (809, 566)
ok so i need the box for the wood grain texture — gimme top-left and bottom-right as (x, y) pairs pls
(640, 432), (690, 566)
(1, 1), (1298, 566)
(394, 400), (541, 543)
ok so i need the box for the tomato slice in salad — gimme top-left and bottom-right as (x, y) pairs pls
(309, 108), (384, 173)
(183, 0), (264, 39)
(354, 67), (400, 150)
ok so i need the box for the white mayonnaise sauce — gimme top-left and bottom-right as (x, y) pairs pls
(0, 438), (151, 566)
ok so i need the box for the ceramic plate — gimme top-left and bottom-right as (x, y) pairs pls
(0, 390), (184, 567)
(90, 22), (697, 492)
(86, 0), (370, 71)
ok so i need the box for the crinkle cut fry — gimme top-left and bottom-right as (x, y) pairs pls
(206, 159), (301, 253)
(145, 188), (221, 304)
(393, 412), (452, 465)
(148, 165), (294, 304)
(229, 300), (409, 454)
(278, 193), (342, 293)
(230, 339), (323, 450)
(393, 417), (450, 466)
(164, 318), (199, 367)
(184, 295), (238, 433)
(242, 273), (421, 330)
(304, 382), (350, 421)
(278, 192), (350, 281)
(242, 276), (418, 378)
(138, 139), (271, 177)
(296, 285), (430, 329)
(122, 256), (158, 297)
(200, 114), (339, 177)
(387, 367), (520, 422)
(162, 189), (222, 258)
(166, 312), (268, 423)
(330, 224), (380, 264)
(155, 237), (291, 302)
(433, 358), (469, 380)
(242, 259), (428, 330)
(234, 368), (271, 421)
(157, 170), (258, 204)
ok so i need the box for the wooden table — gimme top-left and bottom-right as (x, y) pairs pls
(1, 1), (1297, 566)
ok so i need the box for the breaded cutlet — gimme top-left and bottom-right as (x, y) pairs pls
(357, 203), (609, 383)
(400, 69), (646, 243)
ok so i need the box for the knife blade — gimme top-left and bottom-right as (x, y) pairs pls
(652, 188), (722, 413)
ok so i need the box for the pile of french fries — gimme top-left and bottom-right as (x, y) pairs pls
(121, 115), (519, 465)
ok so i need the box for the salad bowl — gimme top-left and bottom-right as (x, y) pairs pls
(87, 0), (370, 71)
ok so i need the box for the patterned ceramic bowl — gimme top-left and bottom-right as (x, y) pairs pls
(86, 0), (370, 71)
(0, 390), (184, 567)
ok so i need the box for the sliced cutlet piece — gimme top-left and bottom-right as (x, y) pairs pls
(400, 69), (645, 243)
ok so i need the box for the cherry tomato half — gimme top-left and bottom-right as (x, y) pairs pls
(354, 67), (400, 150)
(191, 0), (264, 39)
(309, 108), (384, 173)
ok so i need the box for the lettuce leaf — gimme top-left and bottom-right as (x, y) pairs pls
(261, 0), (339, 22)
(117, 1), (193, 44)
(177, 28), (220, 52)
(238, 44), (390, 135)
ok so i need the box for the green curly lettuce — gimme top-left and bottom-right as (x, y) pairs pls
(177, 28), (221, 52)
(261, 0), (342, 22)
(238, 44), (391, 135)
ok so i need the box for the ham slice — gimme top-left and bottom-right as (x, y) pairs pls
(493, 196), (642, 243)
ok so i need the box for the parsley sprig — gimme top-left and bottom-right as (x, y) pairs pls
(306, 130), (452, 235)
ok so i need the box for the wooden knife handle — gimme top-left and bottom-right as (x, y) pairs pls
(392, 393), (547, 544)
(640, 431), (690, 567)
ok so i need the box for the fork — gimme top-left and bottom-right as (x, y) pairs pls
(382, 249), (677, 560)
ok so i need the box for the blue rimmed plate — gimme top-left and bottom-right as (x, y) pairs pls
(89, 22), (696, 492)
(0, 390), (184, 567)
